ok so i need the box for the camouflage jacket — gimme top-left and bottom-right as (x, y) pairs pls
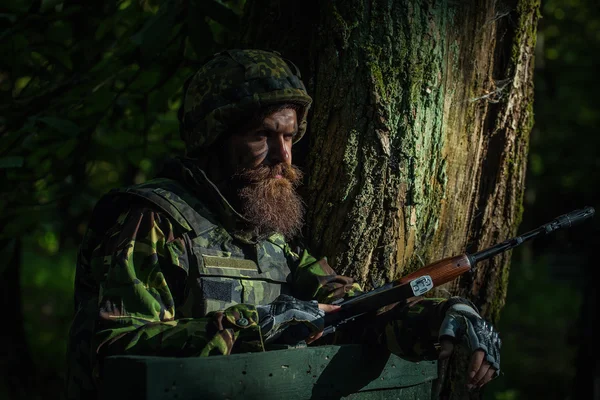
(66, 158), (447, 399)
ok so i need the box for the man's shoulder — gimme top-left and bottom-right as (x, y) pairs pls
(81, 179), (183, 244)
(100, 177), (218, 235)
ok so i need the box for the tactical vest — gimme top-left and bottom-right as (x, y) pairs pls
(109, 177), (293, 316)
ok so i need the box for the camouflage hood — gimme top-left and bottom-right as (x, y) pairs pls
(180, 49), (313, 153)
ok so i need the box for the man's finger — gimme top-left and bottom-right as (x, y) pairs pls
(470, 361), (491, 386)
(306, 330), (324, 344)
(407, 296), (424, 308)
(468, 350), (485, 380)
(478, 367), (497, 388)
(438, 339), (454, 360)
(318, 303), (341, 313)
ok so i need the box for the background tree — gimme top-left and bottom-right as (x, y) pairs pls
(489, 1), (600, 399)
(0, 0), (242, 397)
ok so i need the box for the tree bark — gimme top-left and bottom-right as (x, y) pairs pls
(242, 0), (538, 396)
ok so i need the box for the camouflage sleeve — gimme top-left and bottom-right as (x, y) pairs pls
(329, 297), (448, 360)
(380, 297), (448, 360)
(283, 244), (448, 359)
(91, 208), (262, 366)
(287, 248), (362, 303)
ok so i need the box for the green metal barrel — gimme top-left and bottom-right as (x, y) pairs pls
(102, 345), (437, 399)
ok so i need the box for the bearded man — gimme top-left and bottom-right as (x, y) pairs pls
(66, 49), (501, 399)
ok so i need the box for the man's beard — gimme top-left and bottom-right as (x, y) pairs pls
(233, 163), (305, 240)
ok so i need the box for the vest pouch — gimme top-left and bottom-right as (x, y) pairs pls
(198, 250), (289, 312)
(199, 276), (243, 314)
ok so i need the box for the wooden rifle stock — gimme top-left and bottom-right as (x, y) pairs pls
(322, 255), (473, 333)
(395, 254), (472, 288)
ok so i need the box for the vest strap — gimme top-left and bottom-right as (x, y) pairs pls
(110, 178), (220, 238)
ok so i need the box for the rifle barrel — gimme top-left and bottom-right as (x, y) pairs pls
(322, 207), (594, 337)
(470, 206), (595, 265)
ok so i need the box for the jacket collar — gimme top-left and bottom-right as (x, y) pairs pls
(158, 157), (265, 243)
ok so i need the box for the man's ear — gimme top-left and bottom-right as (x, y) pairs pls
(213, 136), (239, 177)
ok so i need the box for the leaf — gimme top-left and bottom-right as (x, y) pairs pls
(0, 212), (42, 240)
(0, 129), (28, 154)
(40, 0), (64, 13)
(34, 44), (74, 71)
(0, 156), (24, 169)
(187, 5), (215, 59)
(199, 0), (240, 31)
(55, 138), (77, 160)
(1, 0), (31, 13)
(129, 69), (162, 92)
(131, 1), (180, 62)
(37, 117), (80, 137)
(83, 85), (114, 115)
(0, 13), (17, 23)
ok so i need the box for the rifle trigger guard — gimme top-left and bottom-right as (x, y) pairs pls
(410, 275), (433, 296)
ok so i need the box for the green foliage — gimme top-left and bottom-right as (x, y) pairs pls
(1, 0), (246, 245)
(0, 1), (244, 397)
(21, 239), (76, 380)
(487, 0), (600, 398)
(530, 0), (600, 205)
(487, 250), (583, 399)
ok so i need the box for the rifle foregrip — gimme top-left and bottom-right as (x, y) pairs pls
(396, 255), (473, 288)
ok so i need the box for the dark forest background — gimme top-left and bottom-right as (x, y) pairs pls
(0, 1), (597, 399)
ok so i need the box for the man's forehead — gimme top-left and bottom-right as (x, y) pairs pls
(261, 109), (298, 132)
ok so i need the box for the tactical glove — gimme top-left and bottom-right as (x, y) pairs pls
(439, 299), (501, 375)
(256, 294), (325, 344)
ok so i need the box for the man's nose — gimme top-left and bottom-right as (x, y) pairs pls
(267, 135), (290, 164)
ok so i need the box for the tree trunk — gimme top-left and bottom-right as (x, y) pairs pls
(242, 0), (538, 396)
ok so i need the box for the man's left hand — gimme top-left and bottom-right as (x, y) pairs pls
(439, 340), (498, 389)
(438, 299), (501, 390)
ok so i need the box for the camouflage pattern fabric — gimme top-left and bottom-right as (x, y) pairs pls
(382, 298), (449, 360)
(291, 250), (362, 303)
(66, 158), (449, 399)
(66, 205), (264, 400)
(181, 49), (313, 152)
(66, 158), (358, 399)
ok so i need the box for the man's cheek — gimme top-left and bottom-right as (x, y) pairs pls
(246, 145), (268, 167)
(235, 146), (264, 169)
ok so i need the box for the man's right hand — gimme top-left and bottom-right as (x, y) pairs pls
(256, 295), (339, 344)
(306, 303), (340, 344)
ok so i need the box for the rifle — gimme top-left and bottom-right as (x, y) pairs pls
(322, 206), (595, 336)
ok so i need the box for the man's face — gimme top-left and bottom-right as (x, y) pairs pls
(227, 108), (297, 173)
(225, 107), (304, 239)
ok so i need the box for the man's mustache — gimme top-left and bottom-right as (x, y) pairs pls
(235, 164), (303, 185)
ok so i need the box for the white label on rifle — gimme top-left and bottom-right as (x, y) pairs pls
(410, 275), (433, 296)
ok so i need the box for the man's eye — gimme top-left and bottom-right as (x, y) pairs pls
(284, 133), (294, 141)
